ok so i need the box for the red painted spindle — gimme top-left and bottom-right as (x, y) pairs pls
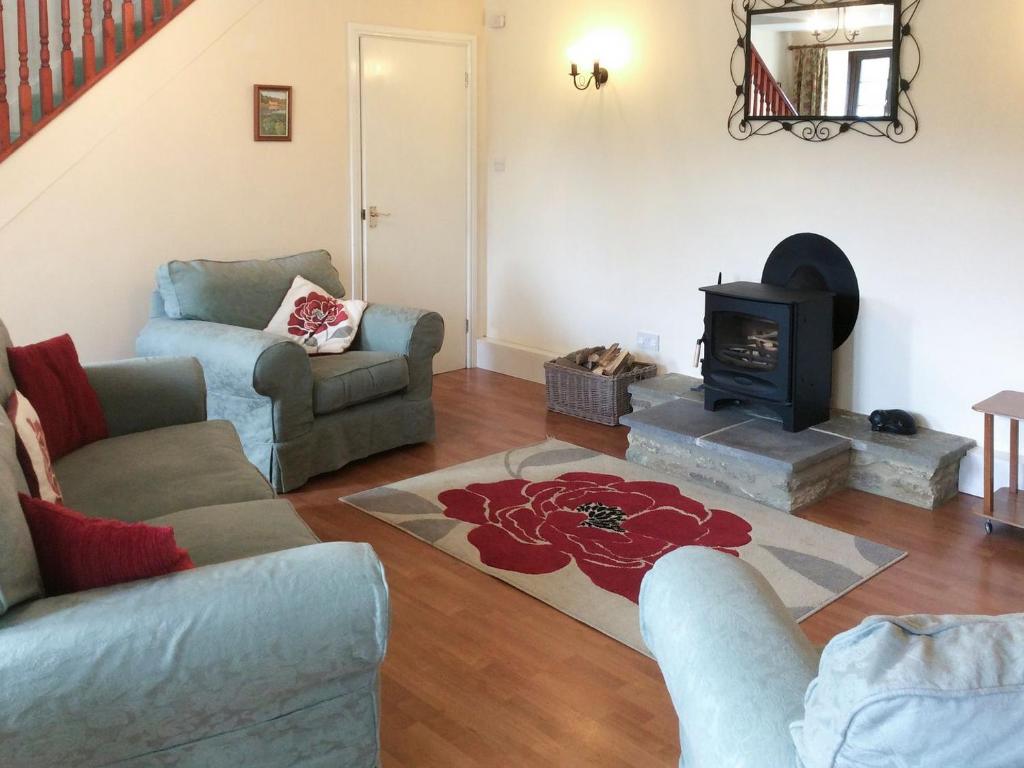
(82, 0), (97, 79)
(102, 0), (116, 66)
(0, 1), (9, 148)
(16, 0), (32, 136)
(61, 0), (74, 97)
(37, 0), (54, 114)
(122, 0), (135, 50)
(748, 53), (757, 115)
(161, 0), (171, 19)
(142, 0), (153, 32)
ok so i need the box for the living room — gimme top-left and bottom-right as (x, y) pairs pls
(1, 1), (1022, 766)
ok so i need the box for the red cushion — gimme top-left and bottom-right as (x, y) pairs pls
(6, 335), (108, 460)
(19, 495), (195, 596)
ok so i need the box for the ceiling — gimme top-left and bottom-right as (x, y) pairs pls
(751, 4), (895, 33)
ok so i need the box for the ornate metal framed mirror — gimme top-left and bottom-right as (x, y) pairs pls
(729, 0), (921, 142)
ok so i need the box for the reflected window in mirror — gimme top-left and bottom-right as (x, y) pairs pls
(845, 50), (892, 116)
(746, 1), (899, 121)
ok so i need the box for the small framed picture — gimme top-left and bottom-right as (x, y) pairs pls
(254, 85), (292, 142)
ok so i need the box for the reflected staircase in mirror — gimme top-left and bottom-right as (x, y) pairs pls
(0, 0), (196, 163)
(748, 45), (795, 118)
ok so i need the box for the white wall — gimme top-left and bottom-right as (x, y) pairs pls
(0, 0), (483, 361)
(483, 0), (1024, 481)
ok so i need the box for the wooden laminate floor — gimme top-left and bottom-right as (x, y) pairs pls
(288, 369), (1024, 768)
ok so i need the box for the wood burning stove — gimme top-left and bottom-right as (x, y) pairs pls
(698, 234), (860, 433)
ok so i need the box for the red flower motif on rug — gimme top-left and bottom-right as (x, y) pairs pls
(287, 292), (347, 338)
(437, 472), (753, 602)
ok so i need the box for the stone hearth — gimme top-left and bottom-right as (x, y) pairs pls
(621, 374), (975, 513)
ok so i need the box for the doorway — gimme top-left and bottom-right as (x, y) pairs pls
(349, 26), (477, 373)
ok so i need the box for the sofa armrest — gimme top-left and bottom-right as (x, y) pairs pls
(137, 318), (313, 441)
(639, 548), (819, 768)
(354, 304), (444, 400)
(0, 542), (389, 768)
(85, 357), (207, 438)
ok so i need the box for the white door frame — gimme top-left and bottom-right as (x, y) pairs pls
(347, 23), (478, 368)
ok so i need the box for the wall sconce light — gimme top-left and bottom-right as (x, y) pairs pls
(570, 61), (609, 90)
(567, 30), (629, 92)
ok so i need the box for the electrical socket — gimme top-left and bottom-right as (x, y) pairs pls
(636, 332), (660, 353)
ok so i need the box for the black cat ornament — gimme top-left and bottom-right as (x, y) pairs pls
(868, 409), (918, 436)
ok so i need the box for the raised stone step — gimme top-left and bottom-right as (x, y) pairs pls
(810, 411), (974, 509)
(621, 399), (850, 513)
(625, 375), (975, 511)
(628, 373), (704, 411)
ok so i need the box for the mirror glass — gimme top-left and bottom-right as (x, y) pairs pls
(746, 2), (897, 120)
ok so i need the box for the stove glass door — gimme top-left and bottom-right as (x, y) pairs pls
(711, 312), (779, 372)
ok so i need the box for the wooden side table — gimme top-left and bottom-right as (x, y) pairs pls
(972, 391), (1023, 534)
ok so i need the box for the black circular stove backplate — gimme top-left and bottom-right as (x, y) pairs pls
(762, 233), (860, 349)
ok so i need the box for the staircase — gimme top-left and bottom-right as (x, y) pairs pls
(0, 0), (195, 163)
(748, 45), (796, 119)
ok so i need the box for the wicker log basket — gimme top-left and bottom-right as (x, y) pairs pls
(545, 350), (657, 426)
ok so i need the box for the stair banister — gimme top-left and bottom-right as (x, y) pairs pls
(0, 0), (197, 162)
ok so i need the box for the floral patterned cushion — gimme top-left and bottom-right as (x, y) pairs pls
(264, 276), (367, 355)
(5, 391), (63, 504)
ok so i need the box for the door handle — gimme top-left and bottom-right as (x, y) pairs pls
(367, 205), (392, 229)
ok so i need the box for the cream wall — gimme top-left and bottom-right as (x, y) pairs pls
(483, 0), (1024, 489)
(0, 0), (483, 360)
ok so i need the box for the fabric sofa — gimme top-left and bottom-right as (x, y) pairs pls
(136, 250), (445, 492)
(640, 548), (1024, 768)
(0, 318), (389, 768)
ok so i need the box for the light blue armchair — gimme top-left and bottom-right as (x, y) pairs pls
(136, 250), (444, 492)
(640, 548), (1024, 768)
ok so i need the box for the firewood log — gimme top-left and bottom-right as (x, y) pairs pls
(603, 349), (632, 376)
(573, 346), (603, 366)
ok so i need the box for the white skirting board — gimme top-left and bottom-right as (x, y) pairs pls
(475, 337), (556, 385)
(959, 447), (1022, 499)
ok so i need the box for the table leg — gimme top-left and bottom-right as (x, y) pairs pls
(1011, 419), (1019, 496)
(984, 413), (994, 515)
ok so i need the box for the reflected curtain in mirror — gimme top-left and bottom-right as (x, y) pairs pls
(793, 46), (829, 115)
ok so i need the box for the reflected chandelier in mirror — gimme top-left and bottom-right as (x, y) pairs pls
(729, 0), (921, 142)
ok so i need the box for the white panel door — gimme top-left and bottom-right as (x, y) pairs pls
(359, 35), (470, 373)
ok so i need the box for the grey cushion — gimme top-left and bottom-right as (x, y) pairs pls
(792, 614), (1024, 768)
(156, 250), (346, 329)
(311, 351), (409, 416)
(55, 420), (275, 522)
(0, 413), (42, 615)
(148, 499), (318, 567)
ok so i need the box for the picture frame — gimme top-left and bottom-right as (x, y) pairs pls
(254, 85), (292, 142)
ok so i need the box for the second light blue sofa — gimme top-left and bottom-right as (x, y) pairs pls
(137, 250), (444, 492)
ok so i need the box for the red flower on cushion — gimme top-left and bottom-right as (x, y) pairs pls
(28, 416), (61, 499)
(287, 292), (347, 338)
(438, 472), (752, 603)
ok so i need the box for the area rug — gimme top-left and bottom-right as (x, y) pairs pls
(343, 439), (906, 654)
